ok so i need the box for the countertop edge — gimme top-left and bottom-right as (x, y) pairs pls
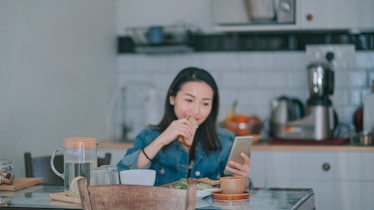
(97, 141), (374, 152)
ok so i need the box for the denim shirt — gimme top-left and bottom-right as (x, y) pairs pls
(117, 128), (253, 188)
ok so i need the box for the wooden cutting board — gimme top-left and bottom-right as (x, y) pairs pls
(0, 178), (43, 191)
(49, 192), (82, 204)
(252, 135), (262, 143)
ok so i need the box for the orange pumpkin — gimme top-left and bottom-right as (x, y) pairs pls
(234, 114), (250, 136)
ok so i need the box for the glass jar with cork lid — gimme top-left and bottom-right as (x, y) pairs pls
(0, 159), (14, 185)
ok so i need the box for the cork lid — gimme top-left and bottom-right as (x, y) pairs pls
(64, 137), (96, 149)
(0, 159), (12, 167)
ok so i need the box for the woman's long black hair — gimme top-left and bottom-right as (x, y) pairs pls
(154, 67), (221, 161)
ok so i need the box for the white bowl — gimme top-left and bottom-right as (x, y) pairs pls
(120, 169), (156, 186)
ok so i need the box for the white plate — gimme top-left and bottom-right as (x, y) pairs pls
(196, 190), (211, 199)
(196, 188), (219, 199)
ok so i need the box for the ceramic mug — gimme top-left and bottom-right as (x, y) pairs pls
(145, 26), (164, 45)
(219, 176), (246, 194)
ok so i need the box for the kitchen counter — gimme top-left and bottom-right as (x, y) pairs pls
(98, 140), (374, 152)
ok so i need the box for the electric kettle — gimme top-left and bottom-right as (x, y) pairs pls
(270, 96), (304, 124)
(270, 96), (304, 137)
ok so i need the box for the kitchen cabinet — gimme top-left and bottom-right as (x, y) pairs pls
(213, 0), (374, 32)
(300, 0), (374, 30)
(250, 150), (374, 210)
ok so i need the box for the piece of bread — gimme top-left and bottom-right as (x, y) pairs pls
(188, 116), (198, 131)
(178, 116), (198, 146)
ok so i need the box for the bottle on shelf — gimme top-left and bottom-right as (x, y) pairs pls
(363, 79), (374, 141)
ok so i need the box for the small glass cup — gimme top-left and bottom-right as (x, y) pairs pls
(359, 130), (373, 146)
(90, 165), (119, 186)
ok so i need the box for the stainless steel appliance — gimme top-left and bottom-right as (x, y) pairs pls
(212, 0), (295, 26)
(270, 52), (337, 140)
(270, 96), (304, 127)
(246, 0), (295, 23)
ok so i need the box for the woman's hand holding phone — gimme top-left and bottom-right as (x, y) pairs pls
(224, 136), (253, 177)
(225, 152), (251, 177)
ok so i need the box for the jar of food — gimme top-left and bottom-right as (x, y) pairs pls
(0, 159), (14, 185)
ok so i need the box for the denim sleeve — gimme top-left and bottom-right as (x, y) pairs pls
(117, 129), (155, 171)
(117, 149), (141, 171)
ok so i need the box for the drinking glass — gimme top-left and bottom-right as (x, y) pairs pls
(90, 165), (119, 186)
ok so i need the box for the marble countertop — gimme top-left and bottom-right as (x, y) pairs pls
(0, 185), (315, 210)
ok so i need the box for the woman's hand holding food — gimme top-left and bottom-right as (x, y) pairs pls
(225, 152), (251, 178)
(139, 117), (199, 167)
(155, 117), (198, 147)
(177, 117), (198, 147)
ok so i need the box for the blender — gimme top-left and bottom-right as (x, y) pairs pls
(271, 52), (337, 140)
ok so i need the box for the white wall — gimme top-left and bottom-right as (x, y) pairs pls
(0, 0), (117, 177)
(116, 0), (213, 35)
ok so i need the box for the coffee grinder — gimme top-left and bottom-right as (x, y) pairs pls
(271, 52), (337, 140)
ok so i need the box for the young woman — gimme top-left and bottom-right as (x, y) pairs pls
(117, 67), (252, 187)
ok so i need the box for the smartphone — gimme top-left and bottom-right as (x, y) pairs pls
(224, 136), (254, 175)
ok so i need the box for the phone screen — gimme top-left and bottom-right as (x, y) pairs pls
(224, 136), (254, 175)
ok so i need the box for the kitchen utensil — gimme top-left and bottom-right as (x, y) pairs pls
(119, 169), (156, 186)
(50, 137), (97, 198)
(0, 178), (42, 191)
(49, 192), (81, 204)
(270, 96), (304, 125)
(307, 62), (334, 98)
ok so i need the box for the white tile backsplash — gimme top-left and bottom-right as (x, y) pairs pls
(220, 72), (256, 88)
(273, 52), (306, 69)
(356, 52), (374, 68)
(201, 52), (241, 70)
(246, 53), (274, 69)
(116, 50), (374, 139)
(166, 54), (204, 70)
(335, 71), (367, 88)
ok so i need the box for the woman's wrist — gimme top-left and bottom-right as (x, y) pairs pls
(154, 134), (172, 148)
(142, 148), (153, 161)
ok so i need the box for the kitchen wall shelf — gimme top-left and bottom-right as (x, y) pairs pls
(134, 45), (193, 54)
(118, 30), (374, 54)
